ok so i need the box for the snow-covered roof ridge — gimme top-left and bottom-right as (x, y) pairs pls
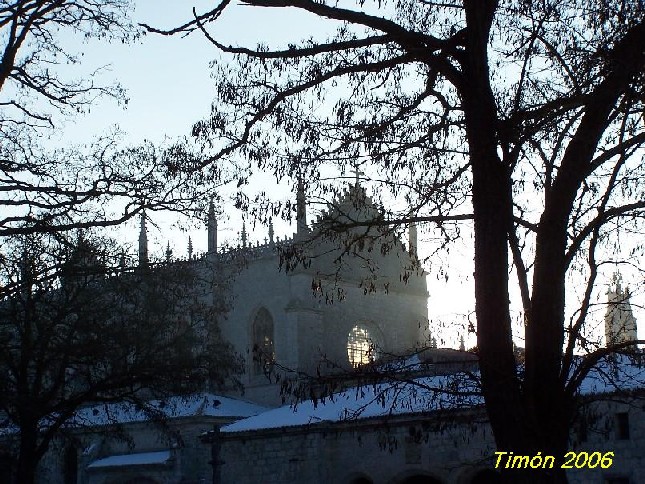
(221, 373), (483, 434)
(574, 353), (645, 395)
(221, 354), (645, 434)
(70, 392), (269, 428)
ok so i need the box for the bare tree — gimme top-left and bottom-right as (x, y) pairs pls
(0, 134), (233, 237)
(149, 1), (645, 482)
(0, 233), (242, 484)
(0, 1), (229, 237)
(0, 1), (134, 128)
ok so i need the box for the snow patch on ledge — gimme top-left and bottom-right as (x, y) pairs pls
(87, 450), (172, 469)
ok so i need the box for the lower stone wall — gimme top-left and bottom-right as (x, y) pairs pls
(218, 397), (645, 484)
(34, 417), (222, 484)
(566, 398), (644, 484)
(218, 412), (499, 484)
(8, 392), (645, 483)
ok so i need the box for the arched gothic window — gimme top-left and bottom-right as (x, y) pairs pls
(347, 324), (381, 367)
(252, 308), (275, 374)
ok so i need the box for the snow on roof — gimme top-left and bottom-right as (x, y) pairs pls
(576, 353), (645, 395)
(221, 373), (483, 433)
(71, 393), (268, 428)
(222, 354), (645, 433)
(87, 450), (171, 469)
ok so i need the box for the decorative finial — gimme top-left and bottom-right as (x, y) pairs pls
(188, 236), (193, 260)
(409, 220), (418, 259)
(207, 198), (218, 255)
(138, 211), (148, 267)
(352, 162), (365, 187)
(296, 177), (307, 237)
(241, 220), (247, 248)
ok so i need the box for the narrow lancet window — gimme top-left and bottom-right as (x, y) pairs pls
(252, 308), (275, 374)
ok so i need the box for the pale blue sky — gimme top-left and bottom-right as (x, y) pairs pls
(54, 1), (342, 248)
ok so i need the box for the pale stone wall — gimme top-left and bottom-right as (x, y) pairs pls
(567, 397), (645, 484)
(218, 412), (498, 484)
(216, 237), (428, 407)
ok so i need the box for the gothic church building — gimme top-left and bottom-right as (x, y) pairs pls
(10, 180), (644, 484)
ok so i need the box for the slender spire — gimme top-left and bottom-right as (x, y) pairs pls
(241, 220), (247, 248)
(19, 244), (34, 287)
(268, 216), (274, 245)
(207, 199), (218, 255)
(165, 242), (172, 263)
(409, 220), (418, 259)
(459, 334), (465, 352)
(188, 236), (193, 260)
(349, 162), (367, 207)
(296, 177), (307, 237)
(353, 162), (365, 187)
(138, 211), (148, 267)
(76, 228), (85, 247)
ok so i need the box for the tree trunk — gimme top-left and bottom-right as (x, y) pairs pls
(462, 2), (571, 482)
(15, 423), (40, 484)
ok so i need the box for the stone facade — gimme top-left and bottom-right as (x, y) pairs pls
(190, 183), (429, 406)
(216, 412), (497, 484)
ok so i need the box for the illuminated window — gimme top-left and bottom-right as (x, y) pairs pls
(347, 324), (380, 367)
(252, 308), (275, 375)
